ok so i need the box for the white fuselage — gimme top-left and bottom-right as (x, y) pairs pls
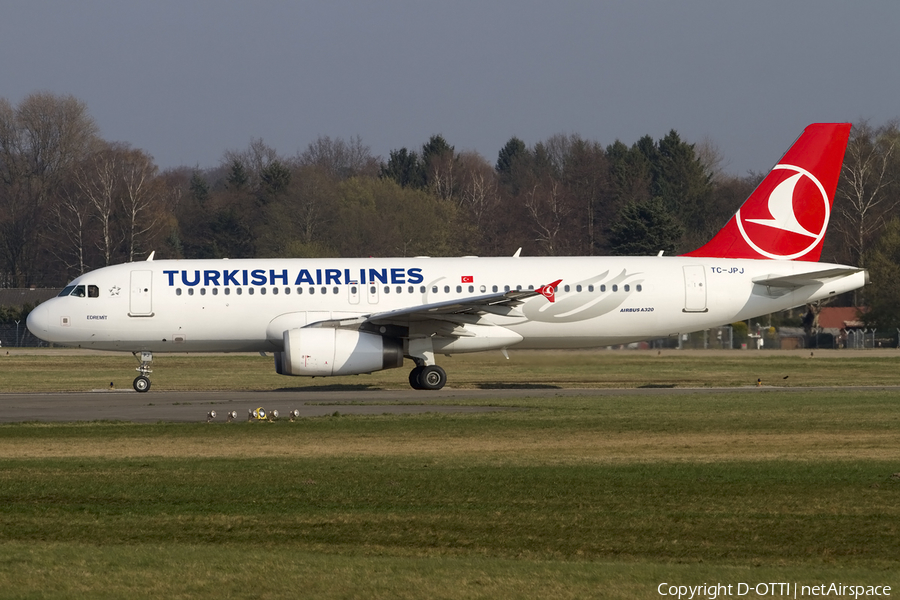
(27, 256), (865, 354)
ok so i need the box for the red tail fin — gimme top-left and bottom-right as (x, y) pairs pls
(684, 123), (851, 261)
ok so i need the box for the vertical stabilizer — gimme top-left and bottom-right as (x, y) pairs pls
(684, 123), (851, 261)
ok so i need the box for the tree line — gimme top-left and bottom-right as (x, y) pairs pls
(2, 93), (899, 325)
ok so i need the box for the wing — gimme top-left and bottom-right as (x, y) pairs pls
(306, 280), (561, 332)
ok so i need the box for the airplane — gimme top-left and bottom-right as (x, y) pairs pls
(27, 123), (866, 392)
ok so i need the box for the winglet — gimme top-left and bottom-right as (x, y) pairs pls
(537, 279), (562, 303)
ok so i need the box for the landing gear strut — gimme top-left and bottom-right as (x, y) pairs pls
(133, 351), (153, 393)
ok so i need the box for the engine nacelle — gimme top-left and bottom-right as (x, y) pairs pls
(276, 328), (403, 377)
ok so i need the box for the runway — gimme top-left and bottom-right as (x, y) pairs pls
(2, 385), (898, 423)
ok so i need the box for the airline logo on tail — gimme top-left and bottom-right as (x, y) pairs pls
(685, 123), (851, 261)
(737, 164), (830, 259)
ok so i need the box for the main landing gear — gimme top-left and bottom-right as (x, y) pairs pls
(133, 351), (153, 393)
(408, 364), (447, 390)
(406, 337), (446, 390)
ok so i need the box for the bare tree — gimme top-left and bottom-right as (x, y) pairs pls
(75, 144), (122, 266)
(0, 93), (98, 285)
(222, 138), (284, 193)
(46, 176), (93, 276)
(118, 148), (163, 262)
(298, 135), (379, 179)
(833, 121), (900, 266)
(455, 151), (497, 229)
(524, 180), (568, 255)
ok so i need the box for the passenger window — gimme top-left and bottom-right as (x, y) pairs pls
(637, 284), (642, 292)
(420, 286), (426, 293)
(272, 288), (278, 295)
(260, 288), (266, 295)
(350, 286), (357, 294)
(297, 287), (303, 294)
(200, 288), (207, 296)
(224, 288), (231, 296)
(88, 285), (99, 298)
(333, 287), (339, 294)
(188, 288), (195, 296)
(492, 285), (498, 292)
(588, 285), (594, 292)
(248, 288), (255, 295)
(624, 284), (630, 292)
(456, 285), (462, 293)
(396, 286), (402, 294)
(444, 286), (450, 293)
(212, 288), (218, 295)
(176, 288), (182, 296)
(564, 285), (570, 292)
(310, 288), (316, 295)
(384, 286), (390, 294)
(320, 287), (327, 295)
(600, 285), (606, 292)
(285, 287), (290, 295)
(236, 288), (243, 295)
(612, 285), (618, 292)
(576, 285), (582, 292)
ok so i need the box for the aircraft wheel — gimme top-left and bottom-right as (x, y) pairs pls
(418, 365), (446, 390)
(408, 366), (425, 390)
(133, 375), (151, 393)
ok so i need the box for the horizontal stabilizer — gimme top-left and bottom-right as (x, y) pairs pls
(752, 267), (865, 289)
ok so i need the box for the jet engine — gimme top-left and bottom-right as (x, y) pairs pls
(274, 328), (403, 377)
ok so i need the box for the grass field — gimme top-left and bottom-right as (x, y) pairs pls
(3, 347), (900, 391)
(1, 352), (899, 598)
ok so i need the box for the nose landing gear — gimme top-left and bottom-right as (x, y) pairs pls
(133, 351), (153, 392)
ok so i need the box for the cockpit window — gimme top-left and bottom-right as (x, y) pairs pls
(71, 285), (86, 298)
(58, 286), (75, 297)
(88, 285), (99, 298)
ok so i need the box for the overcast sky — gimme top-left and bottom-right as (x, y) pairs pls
(2, 1), (898, 175)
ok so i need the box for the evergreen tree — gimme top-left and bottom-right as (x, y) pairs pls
(496, 136), (527, 176)
(380, 148), (424, 188)
(608, 198), (683, 256)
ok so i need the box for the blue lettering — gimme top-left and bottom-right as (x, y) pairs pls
(164, 270), (178, 286)
(390, 268), (405, 284)
(204, 270), (221, 286)
(360, 268), (366, 285)
(223, 270), (240, 286)
(316, 269), (322, 285)
(407, 268), (423, 284)
(242, 270), (248, 286)
(182, 270), (201, 286)
(325, 269), (341, 285)
(251, 269), (267, 285)
(270, 269), (288, 285)
(295, 269), (315, 285)
(369, 268), (388, 284)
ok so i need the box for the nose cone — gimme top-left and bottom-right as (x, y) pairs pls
(26, 304), (49, 340)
